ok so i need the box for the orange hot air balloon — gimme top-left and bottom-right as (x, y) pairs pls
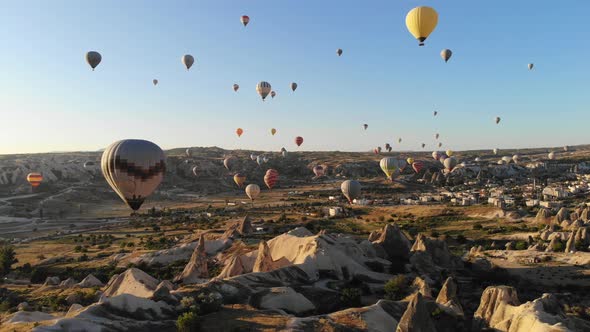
(295, 136), (304, 147)
(236, 128), (243, 137)
(27, 173), (43, 188)
(271, 128), (277, 136)
(233, 173), (246, 188)
(264, 169), (279, 190)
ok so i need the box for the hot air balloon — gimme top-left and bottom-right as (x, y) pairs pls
(192, 166), (198, 177)
(445, 150), (454, 157)
(373, 148), (380, 155)
(313, 165), (325, 177)
(548, 152), (556, 160)
(433, 111), (438, 117)
(236, 128), (244, 137)
(406, 6), (438, 46)
(85, 51), (102, 71)
(443, 157), (458, 172)
(412, 161), (425, 174)
(435, 133), (440, 140)
(224, 156), (236, 171)
(256, 81), (272, 101)
(270, 91), (276, 98)
(241, 15), (250, 27)
(182, 54), (194, 71)
(377, 146), (382, 153)
(512, 154), (520, 164)
(528, 63), (534, 70)
(185, 148), (192, 158)
(281, 150), (288, 158)
(291, 82), (298, 92)
(398, 138), (402, 143)
(264, 169), (279, 189)
(341, 180), (361, 204)
(432, 151), (441, 160)
(271, 128), (277, 136)
(27, 173), (43, 188)
(101, 139), (166, 211)
(422, 143), (426, 149)
(380, 157), (404, 181)
(502, 156), (512, 164)
(474, 157), (481, 162)
(245, 184), (260, 201)
(493, 148), (499, 155)
(495, 117), (501, 124)
(441, 49), (452, 62)
(295, 136), (303, 147)
(152, 79), (158, 86)
(387, 146), (393, 153)
(256, 155), (264, 166)
(363, 124), (368, 130)
(337, 48), (343, 56)
(233, 173), (246, 188)
(439, 154), (448, 164)
(233, 84), (239, 92)
(563, 146), (569, 152)
(406, 157), (414, 165)
(438, 142), (443, 148)
(250, 154), (257, 161)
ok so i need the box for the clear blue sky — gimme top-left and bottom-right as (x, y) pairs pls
(1, 1), (589, 154)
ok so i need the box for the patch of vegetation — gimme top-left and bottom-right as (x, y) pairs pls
(177, 311), (200, 332)
(384, 275), (408, 301)
(552, 241), (564, 252)
(514, 241), (528, 250)
(0, 245), (18, 277)
(340, 288), (362, 308)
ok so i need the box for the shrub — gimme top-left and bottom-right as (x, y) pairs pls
(473, 223), (483, 230)
(552, 241), (565, 252)
(514, 241), (527, 250)
(0, 246), (18, 277)
(455, 234), (467, 244)
(430, 231), (439, 238)
(340, 288), (362, 307)
(176, 311), (199, 332)
(384, 275), (407, 301)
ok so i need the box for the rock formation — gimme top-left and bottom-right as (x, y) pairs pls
(565, 231), (576, 253)
(103, 268), (159, 298)
(396, 292), (436, 332)
(372, 223), (412, 261)
(175, 233), (209, 284)
(238, 215), (253, 235)
(435, 277), (463, 317)
(77, 274), (104, 288)
(535, 208), (552, 224)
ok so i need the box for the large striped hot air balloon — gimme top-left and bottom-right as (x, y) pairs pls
(313, 165), (325, 177)
(101, 139), (166, 211)
(256, 81), (272, 101)
(27, 173), (43, 188)
(236, 128), (243, 137)
(241, 15), (250, 27)
(412, 161), (425, 173)
(264, 169), (279, 190)
(341, 180), (361, 204)
(245, 184), (260, 201)
(233, 173), (246, 188)
(295, 136), (304, 147)
(405, 6), (438, 46)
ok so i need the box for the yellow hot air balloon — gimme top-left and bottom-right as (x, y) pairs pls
(233, 173), (246, 188)
(445, 149), (454, 157)
(271, 128), (277, 136)
(406, 157), (414, 165)
(405, 6), (438, 46)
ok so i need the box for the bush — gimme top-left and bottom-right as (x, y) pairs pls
(552, 241), (564, 252)
(176, 311), (199, 332)
(384, 275), (407, 301)
(455, 234), (467, 244)
(514, 241), (527, 250)
(0, 246), (18, 277)
(340, 288), (362, 307)
(195, 292), (222, 315)
(430, 231), (439, 238)
(473, 223), (483, 230)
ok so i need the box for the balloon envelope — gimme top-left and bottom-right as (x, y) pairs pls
(233, 84), (239, 92)
(234, 173), (246, 188)
(290, 82), (298, 91)
(441, 49), (452, 62)
(236, 128), (243, 137)
(313, 165), (325, 177)
(406, 6), (438, 46)
(337, 48), (343, 56)
(264, 169), (279, 189)
(245, 184), (260, 201)
(256, 81), (272, 100)
(224, 157), (236, 170)
(241, 15), (250, 26)
(182, 54), (195, 70)
(101, 139), (166, 211)
(341, 180), (361, 203)
(27, 172), (43, 188)
(85, 51), (102, 71)
(295, 136), (304, 147)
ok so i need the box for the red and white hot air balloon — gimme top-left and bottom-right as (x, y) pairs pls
(412, 161), (425, 173)
(264, 169), (279, 189)
(295, 136), (304, 147)
(241, 15), (250, 27)
(313, 165), (325, 177)
(27, 173), (43, 188)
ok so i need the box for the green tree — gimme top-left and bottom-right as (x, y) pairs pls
(0, 246), (18, 277)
